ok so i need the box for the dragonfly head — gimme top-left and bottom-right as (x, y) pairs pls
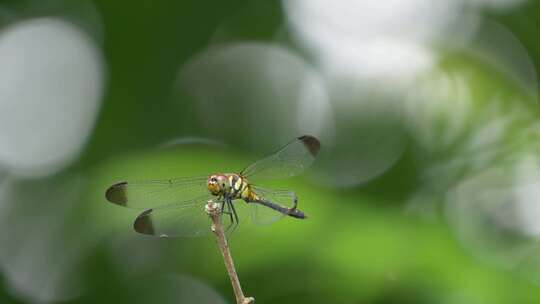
(207, 174), (227, 195)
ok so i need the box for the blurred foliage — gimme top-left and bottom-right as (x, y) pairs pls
(1, 1), (540, 304)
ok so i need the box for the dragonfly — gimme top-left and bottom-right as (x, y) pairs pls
(105, 135), (320, 237)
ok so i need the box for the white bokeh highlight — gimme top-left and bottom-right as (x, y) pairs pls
(0, 18), (104, 177)
(0, 176), (90, 303)
(404, 69), (473, 152)
(445, 147), (540, 279)
(179, 42), (334, 151)
(512, 155), (540, 236)
(468, 19), (538, 99)
(282, 0), (476, 82)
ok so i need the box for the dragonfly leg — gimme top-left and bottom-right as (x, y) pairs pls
(219, 200), (226, 213)
(222, 199), (235, 232)
(291, 193), (298, 210)
(228, 199), (240, 234)
(217, 197), (233, 230)
(220, 199), (233, 216)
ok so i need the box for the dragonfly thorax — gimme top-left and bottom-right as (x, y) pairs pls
(207, 173), (252, 200)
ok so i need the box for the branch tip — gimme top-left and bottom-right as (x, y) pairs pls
(205, 200), (254, 304)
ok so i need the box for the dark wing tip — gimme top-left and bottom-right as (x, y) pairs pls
(298, 135), (321, 157)
(105, 181), (128, 206)
(134, 209), (155, 235)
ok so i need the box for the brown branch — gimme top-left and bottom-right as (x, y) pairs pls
(206, 201), (255, 304)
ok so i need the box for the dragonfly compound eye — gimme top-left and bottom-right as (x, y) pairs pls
(207, 175), (223, 195)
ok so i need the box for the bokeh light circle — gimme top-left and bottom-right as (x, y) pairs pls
(178, 42), (334, 153)
(446, 150), (540, 280)
(0, 17), (104, 177)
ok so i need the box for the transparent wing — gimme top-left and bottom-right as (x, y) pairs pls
(105, 176), (209, 209)
(249, 186), (297, 225)
(133, 194), (216, 237)
(240, 135), (320, 182)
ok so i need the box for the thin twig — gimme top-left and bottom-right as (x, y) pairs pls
(206, 201), (255, 304)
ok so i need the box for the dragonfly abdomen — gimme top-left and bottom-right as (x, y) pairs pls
(253, 198), (306, 219)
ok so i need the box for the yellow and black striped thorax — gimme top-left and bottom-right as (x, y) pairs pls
(227, 174), (251, 199)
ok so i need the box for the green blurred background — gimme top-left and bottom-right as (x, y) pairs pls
(1, 0), (540, 303)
